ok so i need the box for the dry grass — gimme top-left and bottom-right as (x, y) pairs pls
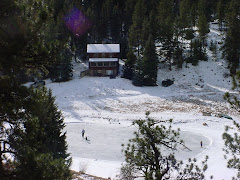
(71, 170), (111, 180)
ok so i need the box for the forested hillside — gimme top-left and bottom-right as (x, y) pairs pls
(1, 0), (239, 83)
(0, 0), (240, 179)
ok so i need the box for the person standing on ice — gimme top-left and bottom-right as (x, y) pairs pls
(81, 129), (85, 138)
(200, 141), (203, 148)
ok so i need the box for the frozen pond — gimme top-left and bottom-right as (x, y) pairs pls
(65, 121), (210, 162)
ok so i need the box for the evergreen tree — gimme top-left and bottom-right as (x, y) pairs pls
(197, 0), (212, 21)
(124, 0), (138, 38)
(122, 112), (208, 180)
(197, 0), (208, 19)
(223, 71), (240, 179)
(173, 46), (184, 69)
(223, 0), (240, 75)
(128, 0), (146, 55)
(141, 17), (151, 46)
(148, 9), (158, 40)
(0, 81), (71, 179)
(217, 0), (226, 30)
(179, 0), (192, 29)
(187, 39), (207, 66)
(208, 0), (219, 15)
(0, 0), (71, 178)
(111, 3), (122, 42)
(157, 0), (175, 70)
(142, 35), (158, 86)
(49, 3), (82, 82)
(132, 57), (144, 87)
(71, 33), (88, 61)
(122, 48), (136, 80)
(0, 0), (54, 77)
(67, 2), (88, 61)
(50, 48), (73, 82)
(197, 0), (210, 44)
(157, 0), (174, 42)
(9, 88), (71, 179)
(99, 0), (110, 41)
(190, 3), (198, 27)
(0, 79), (30, 177)
(222, 120), (240, 179)
(197, 14), (210, 44)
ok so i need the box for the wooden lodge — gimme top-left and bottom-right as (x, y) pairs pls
(87, 44), (120, 77)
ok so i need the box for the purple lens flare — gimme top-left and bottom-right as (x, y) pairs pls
(64, 8), (91, 37)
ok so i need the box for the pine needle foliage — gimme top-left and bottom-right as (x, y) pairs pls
(223, 70), (240, 179)
(122, 112), (208, 180)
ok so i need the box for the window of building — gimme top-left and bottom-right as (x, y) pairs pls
(106, 70), (113, 76)
(110, 62), (116, 66)
(91, 62), (96, 66)
(104, 62), (109, 66)
(98, 62), (103, 66)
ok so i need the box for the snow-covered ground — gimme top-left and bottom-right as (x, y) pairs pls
(46, 63), (238, 179)
(45, 25), (240, 179)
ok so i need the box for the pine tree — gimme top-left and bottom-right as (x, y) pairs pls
(122, 112), (208, 180)
(124, 0), (138, 38)
(197, 0), (207, 18)
(141, 17), (151, 46)
(197, 14), (210, 44)
(157, 0), (174, 70)
(66, 2), (89, 61)
(173, 46), (184, 69)
(197, 0), (213, 21)
(99, 0), (111, 41)
(197, 0), (210, 45)
(71, 33), (88, 61)
(132, 57), (144, 87)
(0, 0), (71, 178)
(0, 0), (54, 77)
(128, 0), (146, 55)
(217, 0), (226, 30)
(0, 78), (30, 177)
(222, 121), (240, 179)
(190, 3), (198, 27)
(223, 71), (240, 179)
(0, 80), (71, 179)
(157, 0), (174, 41)
(179, 0), (192, 29)
(142, 35), (158, 86)
(223, 0), (240, 75)
(177, 0), (196, 42)
(122, 48), (136, 80)
(188, 39), (207, 66)
(9, 88), (71, 179)
(50, 48), (73, 82)
(110, 3), (122, 42)
(149, 9), (158, 40)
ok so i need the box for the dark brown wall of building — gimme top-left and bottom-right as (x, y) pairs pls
(88, 53), (119, 58)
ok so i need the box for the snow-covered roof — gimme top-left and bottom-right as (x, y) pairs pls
(89, 58), (118, 62)
(87, 44), (120, 53)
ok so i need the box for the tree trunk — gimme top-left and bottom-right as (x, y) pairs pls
(0, 142), (4, 176)
(150, 142), (162, 180)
